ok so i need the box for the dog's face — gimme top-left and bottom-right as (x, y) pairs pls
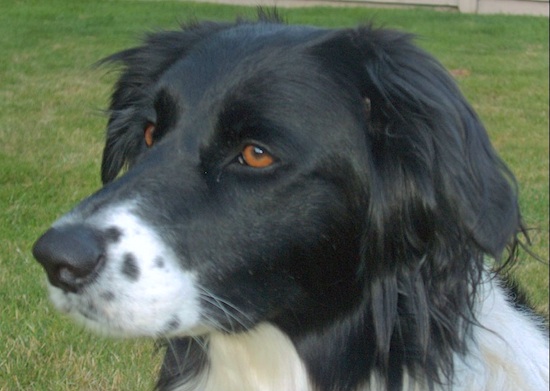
(33, 23), (369, 337)
(33, 19), (520, 348)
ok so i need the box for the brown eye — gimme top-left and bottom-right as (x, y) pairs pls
(144, 123), (156, 147)
(239, 144), (275, 168)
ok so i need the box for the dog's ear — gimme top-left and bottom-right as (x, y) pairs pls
(311, 27), (523, 378)
(99, 22), (231, 184)
(314, 26), (522, 262)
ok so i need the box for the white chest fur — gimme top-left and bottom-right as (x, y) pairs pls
(174, 323), (311, 391)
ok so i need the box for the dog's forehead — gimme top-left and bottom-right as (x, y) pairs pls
(146, 24), (362, 154)
(156, 24), (330, 102)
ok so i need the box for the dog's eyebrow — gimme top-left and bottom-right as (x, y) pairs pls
(217, 98), (274, 143)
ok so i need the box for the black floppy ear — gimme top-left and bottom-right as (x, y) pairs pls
(316, 27), (521, 261)
(312, 26), (523, 384)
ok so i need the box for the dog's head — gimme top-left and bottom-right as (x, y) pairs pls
(33, 15), (521, 376)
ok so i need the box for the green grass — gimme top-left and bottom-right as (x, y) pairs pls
(1, 1), (548, 389)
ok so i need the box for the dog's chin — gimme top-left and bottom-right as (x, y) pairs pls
(47, 284), (206, 338)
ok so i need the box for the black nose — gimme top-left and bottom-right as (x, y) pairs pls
(32, 225), (105, 293)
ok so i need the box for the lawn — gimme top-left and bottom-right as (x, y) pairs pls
(1, 1), (548, 390)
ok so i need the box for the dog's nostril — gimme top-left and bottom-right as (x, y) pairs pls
(32, 225), (105, 292)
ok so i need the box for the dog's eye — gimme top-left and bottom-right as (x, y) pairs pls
(238, 144), (275, 168)
(144, 122), (156, 147)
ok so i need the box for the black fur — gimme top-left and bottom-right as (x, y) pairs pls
(45, 14), (532, 391)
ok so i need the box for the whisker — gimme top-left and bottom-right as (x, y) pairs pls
(198, 287), (253, 332)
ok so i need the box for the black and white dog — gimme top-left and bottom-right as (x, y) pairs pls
(33, 14), (548, 391)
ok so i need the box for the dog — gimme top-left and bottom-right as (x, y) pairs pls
(32, 13), (548, 391)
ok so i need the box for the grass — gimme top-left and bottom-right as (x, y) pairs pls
(1, 0), (548, 389)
